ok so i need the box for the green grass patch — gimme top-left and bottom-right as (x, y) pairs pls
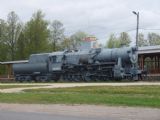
(0, 85), (160, 108)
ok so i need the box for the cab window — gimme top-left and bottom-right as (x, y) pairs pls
(51, 55), (62, 63)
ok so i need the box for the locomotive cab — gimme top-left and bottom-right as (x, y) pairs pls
(48, 52), (64, 72)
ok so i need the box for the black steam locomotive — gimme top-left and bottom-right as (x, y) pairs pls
(13, 46), (139, 82)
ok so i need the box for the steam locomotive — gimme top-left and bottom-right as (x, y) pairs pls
(13, 46), (139, 82)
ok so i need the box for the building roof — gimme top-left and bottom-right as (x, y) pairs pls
(138, 45), (160, 54)
(0, 60), (28, 65)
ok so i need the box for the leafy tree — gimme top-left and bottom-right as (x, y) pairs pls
(61, 37), (72, 50)
(6, 11), (22, 60)
(24, 10), (50, 56)
(106, 34), (118, 48)
(0, 19), (7, 42)
(148, 33), (160, 46)
(0, 19), (9, 61)
(118, 32), (131, 47)
(50, 20), (65, 51)
(137, 33), (148, 47)
(0, 19), (9, 74)
(70, 31), (87, 49)
(16, 29), (27, 59)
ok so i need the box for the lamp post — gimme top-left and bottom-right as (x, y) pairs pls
(132, 11), (139, 46)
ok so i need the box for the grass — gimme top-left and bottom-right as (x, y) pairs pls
(0, 85), (47, 89)
(0, 85), (160, 108)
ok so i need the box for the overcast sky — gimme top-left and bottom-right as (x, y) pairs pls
(0, 0), (160, 45)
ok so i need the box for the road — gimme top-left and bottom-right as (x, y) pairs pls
(0, 104), (160, 120)
(1, 82), (160, 93)
(0, 110), (105, 120)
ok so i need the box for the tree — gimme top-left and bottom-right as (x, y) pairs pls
(118, 32), (131, 47)
(6, 11), (22, 60)
(0, 19), (7, 42)
(61, 37), (72, 50)
(137, 33), (148, 47)
(0, 19), (10, 61)
(24, 10), (50, 56)
(0, 19), (8, 61)
(0, 19), (9, 74)
(106, 34), (118, 48)
(16, 29), (27, 59)
(70, 31), (87, 49)
(50, 20), (65, 51)
(148, 33), (160, 46)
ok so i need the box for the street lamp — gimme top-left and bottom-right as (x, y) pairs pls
(132, 11), (139, 46)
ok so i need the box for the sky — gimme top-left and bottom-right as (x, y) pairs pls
(0, 0), (160, 45)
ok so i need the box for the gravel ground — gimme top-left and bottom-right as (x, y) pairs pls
(0, 103), (160, 120)
(0, 82), (160, 93)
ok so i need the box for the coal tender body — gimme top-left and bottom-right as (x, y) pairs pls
(13, 52), (66, 82)
(13, 46), (139, 82)
(13, 53), (50, 82)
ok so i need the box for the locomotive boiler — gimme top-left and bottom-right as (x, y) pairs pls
(13, 46), (139, 82)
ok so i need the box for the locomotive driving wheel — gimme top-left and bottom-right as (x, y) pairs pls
(73, 75), (80, 82)
(83, 72), (91, 82)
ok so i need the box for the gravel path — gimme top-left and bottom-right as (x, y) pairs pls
(0, 103), (160, 120)
(0, 82), (160, 93)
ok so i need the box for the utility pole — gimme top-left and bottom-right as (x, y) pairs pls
(132, 11), (139, 46)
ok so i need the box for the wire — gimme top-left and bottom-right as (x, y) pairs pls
(141, 28), (160, 31)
